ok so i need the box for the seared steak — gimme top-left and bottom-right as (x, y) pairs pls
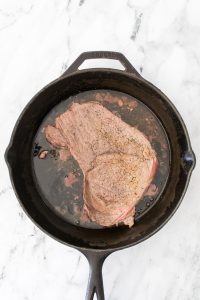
(45, 102), (157, 227)
(84, 153), (156, 226)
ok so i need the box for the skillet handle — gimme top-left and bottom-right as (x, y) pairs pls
(62, 51), (141, 77)
(82, 251), (109, 300)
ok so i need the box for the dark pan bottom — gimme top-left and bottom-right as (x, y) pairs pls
(33, 89), (170, 229)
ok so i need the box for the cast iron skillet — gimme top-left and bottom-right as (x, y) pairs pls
(5, 51), (195, 300)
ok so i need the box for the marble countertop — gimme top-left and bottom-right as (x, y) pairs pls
(0, 0), (200, 299)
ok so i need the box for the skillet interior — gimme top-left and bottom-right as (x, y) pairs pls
(5, 69), (194, 250)
(32, 89), (170, 229)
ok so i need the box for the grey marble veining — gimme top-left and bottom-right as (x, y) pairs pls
(0, 0), (199, 299)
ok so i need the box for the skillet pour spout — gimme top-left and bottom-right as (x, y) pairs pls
(182, 150), (196, 172)
(5, 51), (195, 300)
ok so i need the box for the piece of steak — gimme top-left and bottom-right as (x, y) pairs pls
(84, 153), (157, 227)
(45, 102), (157, 227)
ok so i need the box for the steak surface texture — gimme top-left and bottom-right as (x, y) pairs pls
(45, 102), (157, 227)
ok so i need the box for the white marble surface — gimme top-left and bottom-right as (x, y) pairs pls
(0, 0), (200, 299)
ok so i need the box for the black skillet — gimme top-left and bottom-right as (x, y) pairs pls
(5, 51), (195, 300)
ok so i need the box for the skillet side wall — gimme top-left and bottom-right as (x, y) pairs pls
(6, 69), (194, 250)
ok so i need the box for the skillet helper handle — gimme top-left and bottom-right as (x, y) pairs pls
(84, 252), (108, 300)
(62, 51), (141, 77)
